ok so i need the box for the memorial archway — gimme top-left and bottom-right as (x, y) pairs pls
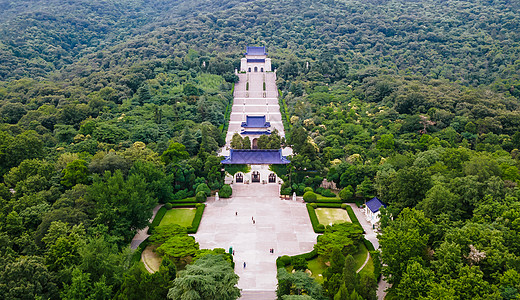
(236, 172), (243, 183)
(252, 171), (260, 183)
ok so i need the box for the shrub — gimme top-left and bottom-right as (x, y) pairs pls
(281, 188), (292, 195)
(187, 204), (205, 234)
(293, 257), (308, 271)
(317, 224), (325, 230)
(147, 206), (167, 234)
(164, 203), (172, 210)
(316, 198), (342, 203)
(303, 191), (317, 203)
(339, 185), (354, 202)
(370, 250), (382, 281)
(316, 187), (325, 195)
(280, 255), (292, 266)
(195, 183), (211, 197)
(304, 187), (313, 193)
(219, 184), (232, 198)
(321, 189), (336, 197)
(196, 191), (207, 203)
(345, 205), (363, 229)
(341, 204), (348, 209)
(310, 203), (318, 209)
(306, 204), (324, 233)
(363, 238), (376, 252)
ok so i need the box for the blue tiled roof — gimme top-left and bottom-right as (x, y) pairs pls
(366, 197), (386, 213)
(246, 46), (267, 55)
(247, 59), (266, 63)
(221, 149), (290, 165)
(240, 131), (271, 135)
(241, 116), (270, 128)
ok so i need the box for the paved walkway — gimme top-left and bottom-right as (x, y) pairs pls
(348, 203), (389, 299)
(130, 204), (163, 250)
(192, 184), (318, 295)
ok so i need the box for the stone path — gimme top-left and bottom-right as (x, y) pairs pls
(130, 204), (163, 250)
(192, 184), (317, 297)
(348, 203), (389, 299)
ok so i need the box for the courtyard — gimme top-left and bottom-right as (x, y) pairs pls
(192, 183), (318, 292)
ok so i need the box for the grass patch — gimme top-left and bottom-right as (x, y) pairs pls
(315, 208), (351, 225)
(307, 256), (327, 284)
(352, 243), (369, 271)
(142, 244), (162, 273)
(159, 208), (196, 228)
(359, 255), (375, 278)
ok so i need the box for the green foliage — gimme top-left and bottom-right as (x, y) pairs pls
(307, 203), (324, 233)
(167, 254), (240, 300)
(314, 223), (364, 259)
(195, 183), (211, 197)
(277, 268), (326, 300)
(303, 191), (317, 203)
(156, 235), (199, 260)
(149, 224), (187, 245)
(195, 191), (207, 203)
(161, 142), (189, 165)
(148, 207), (167, 234)
(225, 164), (250, 176)
(187, 204), (205, 234)
(339, 186), (354, 202)
(61, 159), (90, 188)
(219, 184), (232, 198)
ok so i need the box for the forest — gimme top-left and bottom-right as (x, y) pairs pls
(1, 0), (520, 299)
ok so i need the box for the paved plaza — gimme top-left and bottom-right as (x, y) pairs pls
(192, 183), (318, 293)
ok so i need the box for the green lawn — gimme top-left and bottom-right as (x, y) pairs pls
(352, 243), (369, 271)
(159, 208), (196, 228)
(315, 208), (351, 225)
(285, 256), (327, 284)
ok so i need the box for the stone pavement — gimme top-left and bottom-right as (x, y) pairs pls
(130, 204), (163, 250)
(192, 183), (318, 295)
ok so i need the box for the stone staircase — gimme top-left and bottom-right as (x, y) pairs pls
(240, 290), (277, 300)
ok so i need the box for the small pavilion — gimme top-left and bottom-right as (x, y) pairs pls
(240, 46), (272, 73)
(364, 197), (387, 226)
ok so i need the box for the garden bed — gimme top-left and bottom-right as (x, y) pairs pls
(315, 208), (351, 225)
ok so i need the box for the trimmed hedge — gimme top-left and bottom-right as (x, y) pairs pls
(306, 203), (363, 233)
(370, 250), (382, 281)
(187, 204), (205, 234)
(131, 236), (150, 264)
(306, 203), (324, 233)
(169, 197), (196, 204)
(147, 206), (167, 234)
(303, 191), (317, 203)
(316, 198), (342, 203)
(345, 205), (363, 229)
(276, 249), (318, 268)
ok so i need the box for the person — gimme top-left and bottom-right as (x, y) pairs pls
(253, 219), (255, 224)
(243, 262), (246, 268)
(233, 250), (235, 255)
(235, 211), (237, 216)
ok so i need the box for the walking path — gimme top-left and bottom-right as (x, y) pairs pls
(192, 184), (317, 297)
(130, 204), (163, 250)
(348, 203), (389, 299)
(357, 251), (371, 273)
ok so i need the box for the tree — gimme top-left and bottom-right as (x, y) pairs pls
(230, 133), (244, 149)
(161, 142), (189, 165)
(377, 133), (395, 151)
(314, 223), (363, 259)
(86, 171), (157, 244)
(276, 268), (326, 300)
(395, 261), (434, 299)
(167, 254), (240, 300)
(303, 191), (317, 203)
(342, 255), (358, 294)
(379, 208), (431, 285)
(61, 159), (90, 188)
(339, 186), (354, 202)
(219, 184), (232, 198)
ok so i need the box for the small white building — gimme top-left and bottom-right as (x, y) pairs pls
(364, 197), (386, 226)
(240, 46), (272, 73)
